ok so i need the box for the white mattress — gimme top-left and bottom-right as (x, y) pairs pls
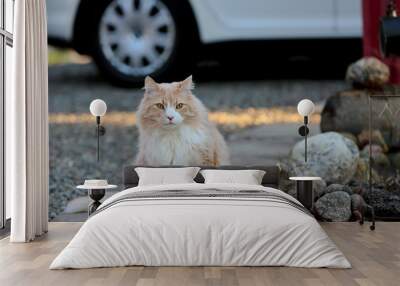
(50, 183), (351, 269)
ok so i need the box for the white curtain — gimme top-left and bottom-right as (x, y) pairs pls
(8, 0), (49, 242)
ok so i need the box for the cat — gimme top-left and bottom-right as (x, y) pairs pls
(135, 76), (230, 166)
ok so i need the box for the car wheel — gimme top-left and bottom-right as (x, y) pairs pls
(91, 0), (196, 86)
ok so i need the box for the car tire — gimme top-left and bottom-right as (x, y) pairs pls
(90, 0), (198, 86)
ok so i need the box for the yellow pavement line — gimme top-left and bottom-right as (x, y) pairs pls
(49, 108), (321, 128)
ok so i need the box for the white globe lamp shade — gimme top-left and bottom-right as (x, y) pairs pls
(90, 99), (107, 117)
(297, 99), (315, 117)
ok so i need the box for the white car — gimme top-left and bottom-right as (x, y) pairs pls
(47, 0), (362, 85)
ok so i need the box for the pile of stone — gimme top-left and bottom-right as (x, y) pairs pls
(278, 58), (400, 222)
(280, 131), (400, 222)
(320, 83), (400, 220)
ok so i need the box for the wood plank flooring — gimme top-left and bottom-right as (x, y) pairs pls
(0, 222), (399, 286)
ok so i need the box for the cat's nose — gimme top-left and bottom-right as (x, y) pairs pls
(167, 116), (174, 121)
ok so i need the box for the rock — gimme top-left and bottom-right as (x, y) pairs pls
(340, 132), (358, 146)
(360, 145), (391, 171)
(352, 158), (382, 185)
(345, 57), (390, 88)
(351, 193), (366, 210)
(363, 187), (400, 217)
(290, 132), (359, 184)
(350, 183), (368, 196)
(351, 193), (369, 222)
(385, 173), (400, 192)
(360, 144), (384, 158)
(389, 153), (400, 170)
(320, 184), (353, 197)
(358, 130), (388, 152)
(320, 90), (400, 149)
(372, 153), (391, 170)
(315, 191), (352, 222)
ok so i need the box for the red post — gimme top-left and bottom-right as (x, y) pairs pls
(363, 0), (400, 84)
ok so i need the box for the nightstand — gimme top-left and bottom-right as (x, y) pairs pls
(77, 181), (117, 215)
(289, 177), (322, 211)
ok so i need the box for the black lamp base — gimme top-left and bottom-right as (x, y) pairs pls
(88, 189), (105, 215)
(298, 126), (309, 136)
(298, 116), (309, 163)
(96, 125), (106, 136)
(296, 181), (313, 210)
(95, 116), (106, 162)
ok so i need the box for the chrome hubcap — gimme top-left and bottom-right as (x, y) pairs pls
(99, 0), (176, 77)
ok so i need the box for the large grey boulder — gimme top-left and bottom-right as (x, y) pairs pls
(315, 191), (352, 222)
(290, 132), (359, 184)
(320, 90), (400, 149)
(320, 184), (353, 197)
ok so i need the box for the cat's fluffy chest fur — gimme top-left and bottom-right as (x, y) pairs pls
(141, 125), (208, 165)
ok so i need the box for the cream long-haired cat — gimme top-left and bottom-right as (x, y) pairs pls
(135, 76), (230, 166)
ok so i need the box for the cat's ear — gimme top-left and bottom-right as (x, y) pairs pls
(179, 75), (194, 91)
(143, 76), (159, 94)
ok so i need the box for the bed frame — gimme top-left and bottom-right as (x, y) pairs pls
(123, 165), (281, 190)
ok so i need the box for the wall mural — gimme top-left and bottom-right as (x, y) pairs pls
(49, 72), (400, 223)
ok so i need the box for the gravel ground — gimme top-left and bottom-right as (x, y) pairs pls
(49, 63), (348, 112)
(49, 124), (136, 218)
(49, 62), (348, 219)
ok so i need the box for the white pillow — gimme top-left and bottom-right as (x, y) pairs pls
(135, 167), (200, 186)
(200, 169), (266, 185)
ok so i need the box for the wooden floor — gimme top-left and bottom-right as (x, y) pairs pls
(0, 222), (399, 286)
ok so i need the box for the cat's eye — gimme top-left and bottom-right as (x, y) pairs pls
(176, 103), (184, 109)
(156, 103), (165, 110)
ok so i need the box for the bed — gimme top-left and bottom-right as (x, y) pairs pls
(50, 166), (351, 269)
